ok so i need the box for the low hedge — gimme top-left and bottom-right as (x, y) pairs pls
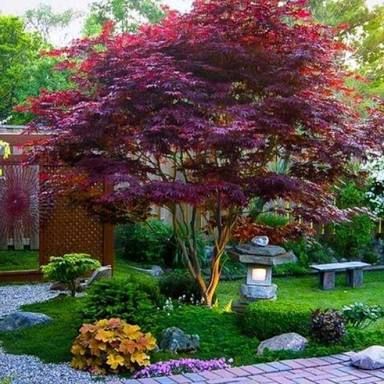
(240, 301), (312, 339)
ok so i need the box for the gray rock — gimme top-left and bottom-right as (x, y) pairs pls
(159, 327), (200, 353)
(0, 312), (52, 332)
(257, 332), (308, 355)
(128, 265), (164, 277)
(351, 346), (384, 370)
(79, 265), (113, 290)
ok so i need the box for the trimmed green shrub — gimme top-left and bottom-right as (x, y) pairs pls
(41, 253), (101, 297)
(82, 275), (163, 330)
(115, 220), (174, 266)
(159, 270), (202, 302)
(256, 212), (289, 228)
(311, 309), (346, 344)
(240, 301), (311, 339)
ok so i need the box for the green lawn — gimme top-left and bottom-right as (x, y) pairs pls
(2, 263), (384, 367)
(218, 271), (384, 310)
(0, 250), (39, 271)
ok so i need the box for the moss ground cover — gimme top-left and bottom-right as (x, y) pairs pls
(2, 262), (384, 368)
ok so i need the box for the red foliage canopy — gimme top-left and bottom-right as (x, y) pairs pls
(22, 0), (384, 227)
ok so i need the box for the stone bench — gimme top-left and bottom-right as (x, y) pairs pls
(310, 261), (370, 290)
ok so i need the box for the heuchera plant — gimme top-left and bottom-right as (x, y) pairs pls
(71, 318), (157, 374)
(21, 0), (384, 305)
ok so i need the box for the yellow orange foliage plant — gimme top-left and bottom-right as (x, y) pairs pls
(71, 318), (157, 374)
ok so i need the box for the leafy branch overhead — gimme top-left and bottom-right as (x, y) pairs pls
(23, 0), (384, 305)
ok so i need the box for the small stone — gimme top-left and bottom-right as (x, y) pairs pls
(251, 236), (269, 247)
(159, 327), (200, 353)
(0, 312), (52, 332)
(351, 346), (384, 370)
(257, 332), (308, 355)
(50, 281), (68, 291)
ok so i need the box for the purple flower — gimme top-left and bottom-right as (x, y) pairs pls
(133, 358), (231, 379)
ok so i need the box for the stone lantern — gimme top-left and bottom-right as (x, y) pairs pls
(231, 241), (296, 307)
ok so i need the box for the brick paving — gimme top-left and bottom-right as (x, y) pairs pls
(133, 353), (384, 384)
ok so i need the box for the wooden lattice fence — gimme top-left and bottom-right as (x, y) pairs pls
(0, 126), (113, 282)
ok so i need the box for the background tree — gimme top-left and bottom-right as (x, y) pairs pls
(0, 15), (72, 124)
(24, 3), (80, 44)
(0, 16), (41, 123)
(310, 0), (384, 96)
(24, 0), (384, 306)
(83, 0), (164, 36)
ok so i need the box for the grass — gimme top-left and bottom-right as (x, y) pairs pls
(0, 296), (84, 363)
(0, 250), (39, 271)
(2, 260), (384, 368)
(217, 270), (384, 310)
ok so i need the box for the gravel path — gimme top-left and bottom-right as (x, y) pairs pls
(0, 284), (59, 317)
(0, 350), (129, 384)
(0, 284), (127, 383)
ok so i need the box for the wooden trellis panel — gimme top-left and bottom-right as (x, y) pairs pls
(0, 126), (114, 282)
(39, 193), (108, 265)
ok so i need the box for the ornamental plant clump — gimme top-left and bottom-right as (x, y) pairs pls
(133, 358), (231, 378)
(71, 318), (157, 374)
(311, 309), (346, 344)
(41, 253), (101, 296)
(342, 302), (384, 329)
(23, 0), (384, 305)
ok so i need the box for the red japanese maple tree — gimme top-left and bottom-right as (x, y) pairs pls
(23, 0), (384, 305)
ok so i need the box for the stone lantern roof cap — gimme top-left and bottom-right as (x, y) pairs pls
(233, 243), (295, 266)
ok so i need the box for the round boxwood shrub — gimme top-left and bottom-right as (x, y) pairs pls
(159, 270), (203, 302)
(240, 301), (311, 339)
(82, 275), (163, 330)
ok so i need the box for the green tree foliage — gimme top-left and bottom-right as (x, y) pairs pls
(0, 15), (71, 124)
(24, 3), (80, 43)
(83, 0), (164, 36)
(0, 16), (41, 123)
(310, 0), (384, 96)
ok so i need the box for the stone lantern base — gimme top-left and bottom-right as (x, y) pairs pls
(241, 283), (277, 300)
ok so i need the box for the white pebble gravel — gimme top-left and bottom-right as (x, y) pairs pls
(0, 284), (59, 318)
(0, 285), (132, 383)
(0, 350), (130, 384)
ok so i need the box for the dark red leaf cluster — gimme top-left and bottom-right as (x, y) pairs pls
(23, 0), (384, 228)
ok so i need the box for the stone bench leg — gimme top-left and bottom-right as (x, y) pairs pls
(320, 271), (335, 290)
(346, 268), (364, 288)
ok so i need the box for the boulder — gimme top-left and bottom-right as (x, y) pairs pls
(0, 312), (52, 332)
(79, 265), (113, 290)
(351, 346), (384, 370)
(257, 332), (308, 355)
(159, 327), (200, 353)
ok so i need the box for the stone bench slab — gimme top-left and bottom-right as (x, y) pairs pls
(310, 262), (370, 272)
